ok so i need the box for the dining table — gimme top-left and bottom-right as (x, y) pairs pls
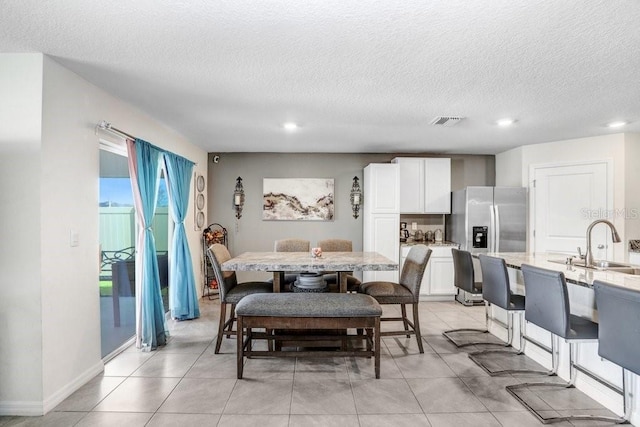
(221, 251), (398, 293)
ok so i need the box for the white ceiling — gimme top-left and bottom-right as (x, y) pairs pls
(2, 1), (639, 154)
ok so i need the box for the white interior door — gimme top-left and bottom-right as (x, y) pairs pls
(532, 161), (611, 258)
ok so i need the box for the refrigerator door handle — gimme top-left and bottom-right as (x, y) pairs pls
(494, 205), (501, 253)
(489, 204), (496, 252)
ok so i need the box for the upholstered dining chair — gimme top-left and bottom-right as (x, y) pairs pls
(273, 238), (310, 291)
(207, 244), (272, 353)
(317, 238), (361, 292)
(359, 245), (431, 353)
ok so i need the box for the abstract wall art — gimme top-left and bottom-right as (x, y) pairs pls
(263, 178), (334, 221)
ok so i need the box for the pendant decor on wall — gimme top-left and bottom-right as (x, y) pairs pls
(263, 178), (334, 221)
(194, 173), (206, 231)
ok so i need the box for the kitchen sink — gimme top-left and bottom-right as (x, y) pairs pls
(547, 258), (640, 275)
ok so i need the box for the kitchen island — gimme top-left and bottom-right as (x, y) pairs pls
(487, 251), (640, 293)
(483, 252), (640, 423)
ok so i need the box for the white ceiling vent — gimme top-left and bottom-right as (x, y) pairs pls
(430, 116), (464, 127)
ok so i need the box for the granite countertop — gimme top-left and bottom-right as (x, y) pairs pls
(401, 240), (459, 247)
(222, 251), (398, 272)
(487, 252), (640, 293)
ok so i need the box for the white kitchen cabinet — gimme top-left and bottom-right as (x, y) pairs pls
(392, 157), (451, 214)
(363, 164), (399, 282)
(400, 244), (456, 300)
(364, 163), (400, 214)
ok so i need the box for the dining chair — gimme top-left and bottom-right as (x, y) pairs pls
(359, 245), (431, 353)
(206, 243), (273, 354)
(272, 238), (311, 291)
(317, 238), (361, 292)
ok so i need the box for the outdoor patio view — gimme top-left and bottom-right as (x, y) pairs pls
(99, 149), (169, 358)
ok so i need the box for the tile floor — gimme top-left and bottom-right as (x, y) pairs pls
(0, 300), (629, 426)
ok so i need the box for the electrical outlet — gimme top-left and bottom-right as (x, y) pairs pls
(411, 222), (417, 230)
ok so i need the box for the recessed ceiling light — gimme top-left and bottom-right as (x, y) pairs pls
(282, 122), (299, 131)
(607, 121), (626, 128)
(496, 118), (515, 127)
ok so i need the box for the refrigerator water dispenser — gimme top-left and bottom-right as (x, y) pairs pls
(472, 226), (488, 249)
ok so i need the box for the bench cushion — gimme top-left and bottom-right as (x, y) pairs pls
(236, 293), (382, 317)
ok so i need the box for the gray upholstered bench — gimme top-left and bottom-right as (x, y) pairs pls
(235, 293), (382, 379)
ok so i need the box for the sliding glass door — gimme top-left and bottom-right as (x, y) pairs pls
(99, 149), (137, 358)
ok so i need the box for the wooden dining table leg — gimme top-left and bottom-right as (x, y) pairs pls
(272, 271), (283, 293)
(338, 271), (348, 293)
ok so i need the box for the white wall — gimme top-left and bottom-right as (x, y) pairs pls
(0, 53), (208, 415)
(494, 145), (522, 187)
(208, 152), (494, 282)
(624, 133), (640, 246)
(495, 133), (632, 259)
(0, 54), (45, 409)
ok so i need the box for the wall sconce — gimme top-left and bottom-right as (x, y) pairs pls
(233, 177), (245, 219)
(350, 176), (362, 219)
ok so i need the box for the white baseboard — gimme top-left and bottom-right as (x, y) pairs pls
(0, 360), (105, 416)
(0, 400), (44, 417)
(43, 360), (105, 414)
(419, 295), (455, 302)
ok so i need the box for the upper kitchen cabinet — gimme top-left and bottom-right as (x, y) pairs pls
(392, 157), (451, 214)
(364, 163), (400, 214)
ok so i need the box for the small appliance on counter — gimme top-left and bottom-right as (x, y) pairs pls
(400, 222), (409, 242)
(413, 229), (424, 241)
(425, 230), (434, 242)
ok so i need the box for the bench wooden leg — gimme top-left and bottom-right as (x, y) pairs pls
(375, 318), (381, 379)
(237, 315), (244, 379)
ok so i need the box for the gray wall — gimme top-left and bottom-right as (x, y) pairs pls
(207, 153), (494, 262)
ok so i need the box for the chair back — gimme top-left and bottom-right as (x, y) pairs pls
(594, 280), (640, 376)
(478, 254), (511, 309)
(206, 243), (238, 302)
(317, 239), (352, 252)
(521, 264), (570, 338)
(399, 245), (432, 299)
(274, 239), (310, 252)
(451, 248), (480, 293)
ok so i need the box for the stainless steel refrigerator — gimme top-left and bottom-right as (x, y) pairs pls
(446, 186), (527, 304)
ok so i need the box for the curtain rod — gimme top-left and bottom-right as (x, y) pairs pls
(96, 120), (136, 140)
(95, 120), (198, 166)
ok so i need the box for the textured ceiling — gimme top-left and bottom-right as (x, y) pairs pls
(1, 1), (639, 154)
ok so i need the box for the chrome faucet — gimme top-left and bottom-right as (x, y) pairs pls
(585, 219), (621, 267)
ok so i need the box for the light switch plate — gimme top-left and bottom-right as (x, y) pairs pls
(70, 230), (79, 247)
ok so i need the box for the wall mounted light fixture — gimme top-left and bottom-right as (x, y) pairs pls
(233, 177), (245, 219)
(350, 176), (362, 219)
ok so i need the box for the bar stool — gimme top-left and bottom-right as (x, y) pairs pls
(468, 255), (547, 375)
(443, 249), (502, 348)
(593, 280), (638, 423)
(506, 264), (623, 424)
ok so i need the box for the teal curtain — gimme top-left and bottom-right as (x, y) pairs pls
(163, 152), (200, 320)
(127, 138), (168, 350)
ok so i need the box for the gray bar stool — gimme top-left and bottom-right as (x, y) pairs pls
(468, 255), (547, 375)
(442, 249), (505, 348)
(593, 280), (638, 423)
(506, 264), (623, 424)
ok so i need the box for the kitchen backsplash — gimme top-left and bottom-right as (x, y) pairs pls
(400, 214), (446, 239)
